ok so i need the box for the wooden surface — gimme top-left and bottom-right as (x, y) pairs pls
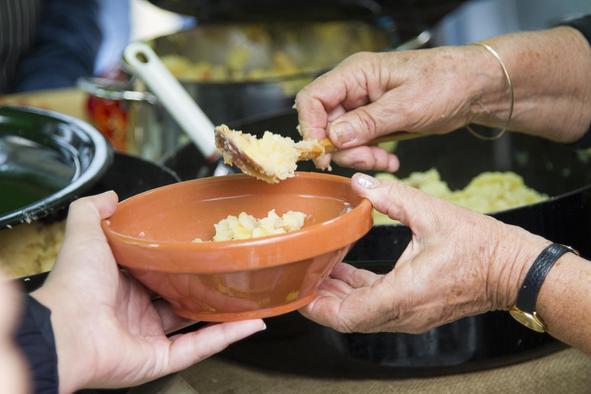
(0, 88), (88, 121)
(131, 348), (591, 394)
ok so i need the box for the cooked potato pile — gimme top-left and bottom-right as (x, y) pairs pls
(219, 127), (301, 182)
(194, 210), (306, 242)
(0, 221), (65, 278)
(372, 169), (547, 225)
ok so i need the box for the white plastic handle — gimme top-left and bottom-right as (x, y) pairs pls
(123, 42), (218, 159)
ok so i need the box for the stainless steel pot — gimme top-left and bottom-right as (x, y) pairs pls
(79, 21), (430, 162)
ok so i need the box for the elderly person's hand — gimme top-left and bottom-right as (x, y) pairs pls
(295, 48), (482, 170)
(301, 174), (591, 356)
(32, 192), (266, 393)
(295, 27), (591, 170)
(301, 174), (548, 333)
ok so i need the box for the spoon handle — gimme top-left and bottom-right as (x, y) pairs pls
(123, 42), (218, 160)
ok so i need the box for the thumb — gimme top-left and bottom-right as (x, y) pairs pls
(352, 173), (433, 232)
(328, 99), (405, 149)
(165, 319), (266, 373)
(63, 191), (118, 244)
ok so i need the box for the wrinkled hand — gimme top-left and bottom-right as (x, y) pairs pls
(32, 192), (265, 392)
(295, 47), (498, 170)
(301, 174), (548, 334)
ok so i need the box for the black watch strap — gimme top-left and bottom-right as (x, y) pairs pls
(516, 243), (574, 313)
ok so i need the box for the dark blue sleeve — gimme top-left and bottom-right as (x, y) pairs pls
(562, 15), (591, 149)
(14, 0), (102, 93)
(564, 15), (591, 44)
(14, 295), (59, 394)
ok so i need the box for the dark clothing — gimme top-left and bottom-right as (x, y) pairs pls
(0, 0), (101, 94)
(14, 295), (59, 394)
(562, 15), (591, 149)
(564, 15), (591, 45)
(0, 0), (42, 93)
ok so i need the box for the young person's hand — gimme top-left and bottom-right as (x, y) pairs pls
(33, 192), (266, 392)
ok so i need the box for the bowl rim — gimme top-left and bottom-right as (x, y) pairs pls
(102, 172), (373, 271)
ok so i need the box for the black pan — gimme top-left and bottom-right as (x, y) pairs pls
(165, 110), (591, 377)
(17, 152), (180, 292)
(0, 106), (113, 229)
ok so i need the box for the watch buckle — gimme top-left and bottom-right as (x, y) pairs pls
(509, 305), (547, 333)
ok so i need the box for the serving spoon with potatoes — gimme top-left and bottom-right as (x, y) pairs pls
(215, 125), (422, 183)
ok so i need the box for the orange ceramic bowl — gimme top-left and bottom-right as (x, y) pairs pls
(102, 172), (372, 322)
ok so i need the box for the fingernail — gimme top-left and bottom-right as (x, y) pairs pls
(102, 190), (119, 203)
(331, 122), (356, 147)
(260, 321), (267, 331)
(357, 174), (378, 189)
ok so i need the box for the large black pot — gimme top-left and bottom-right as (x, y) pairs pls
(165, 111), (591, 377)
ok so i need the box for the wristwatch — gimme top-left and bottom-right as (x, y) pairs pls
(509, 243), (579, 333)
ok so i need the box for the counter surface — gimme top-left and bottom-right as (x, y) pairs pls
(130, 348), (591, 394)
